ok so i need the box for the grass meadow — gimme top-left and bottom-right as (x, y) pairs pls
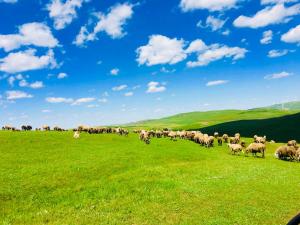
(1, 131), (300, 225)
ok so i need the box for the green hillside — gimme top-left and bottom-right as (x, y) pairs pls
(126, 109), (298, 130)
(125, 108), (300, 142)
(260, 101), (300, 110)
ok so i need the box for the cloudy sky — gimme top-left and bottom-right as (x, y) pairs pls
(0, 0), (300, 128)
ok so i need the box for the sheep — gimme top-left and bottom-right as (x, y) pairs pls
(245, 143), (266, 158)
(287, 140), (297, 147)
(42, 125), (50, 131)
(73, 131), (80, 139)
(240, 140), (246, 148)
(227, 144), (243, 155)
(229, 137), (240, 144)
(204, 136), (214, 148)
(139, 131), (150, 144)
(168, 131), (177, 141)
(222, 134), (229, 143)
(21, 125), (32, 131)
(275, 145), (298, 160)
(254, 135), (267, 144)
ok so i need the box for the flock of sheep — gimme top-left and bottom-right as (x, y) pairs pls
(2, 124), (300, 162)
(136, 129), (300, 161)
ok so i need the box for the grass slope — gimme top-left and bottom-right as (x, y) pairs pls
(126, 109), (298, 131)
(1, 131), (300, 225)
(200, 112), (300, 142)
(260, 101), (300, 110)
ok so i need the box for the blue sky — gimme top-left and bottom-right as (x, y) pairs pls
(0, 0), (300, 128)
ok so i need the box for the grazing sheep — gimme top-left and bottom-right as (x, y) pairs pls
(42, 125), (50, 131)
(254, 135), (267, 144)
(229, 137), (240, 144)
(204, 136), (214, 148)
(245, 143), (266, 158)
(222, 134), (229, 143)
(287, 140), (297, 147)
(21, 125), (32, 131)
(227, 144), (243, 155)
(73, 131), (80, 139)
(240, 140), (246, 148)
(295, 149), (300, 162)
(139, 131), (150, 144)
(275, 145), (298, 160)
(168, 131), (177, 141)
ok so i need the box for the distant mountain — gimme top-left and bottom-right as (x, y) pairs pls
(260, 101), (300, 110)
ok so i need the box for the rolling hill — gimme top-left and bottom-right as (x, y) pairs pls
(125, 102), (300, 142)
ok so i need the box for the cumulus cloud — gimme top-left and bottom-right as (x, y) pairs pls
(57, 72), (68, 79)
(136, 35), (187, 66)
(0, 23), (59, 52)
(71, 97), (95, 105)
(112, 84), (127, 91)
(46, 97), (73, 103)
(6, 90), (33, 100)
(206, 80), (229, 86)
(264, 71), (292, 79)
(110, 68), (119, 76)
(0, 49), (57, 73)
(261, 0), (298, 5)
(281, 24), (300, 43)
(47, 0), (88, 30)
(185, 39), (207, 54)
(180, 0), (239, 12)
(74, 3), (134, 46)
(233, 3), (300, 28)
(124, 92), (133, 97)
(146, 81), (166, 93)
(261, 30), (273, 44)
(197, 16), (227, 31)
(268, 49), (291, 57)
(19, 79), (44, 89)
(187, 44), (247, 67)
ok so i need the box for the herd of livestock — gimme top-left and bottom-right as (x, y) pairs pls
(2, 124), (300, 162)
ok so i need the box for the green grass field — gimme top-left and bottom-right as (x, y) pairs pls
(1, 131), (300, 225)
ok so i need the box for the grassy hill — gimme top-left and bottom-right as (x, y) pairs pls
(1, 131), (300, 225)
(125, 108), (300, 142)
(261, 101), (300, 110)
(126, 108), (298, 130)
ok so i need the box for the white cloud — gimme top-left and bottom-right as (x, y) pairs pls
(0, 23), (58, 52)
(57, 72), (68, 79)
(264, 71), (292, 79)
(0, 49), (57, 73)
(6, 90), (33, 100)
(46, 97), (73, 103)
(187, 44), (247, 67)
(261, 30), (273, 44)
(185, 39), (207, 54)
(206, 80), (229, 86)
(71, 97), (95, 105)
(47, 0), (87, 30)
(261, 0), (298, 5)
(136, 35), (187, 66)
(233, 3), (300, 28)
(28, 81), (44, 89)
(7, 76), (15, 86)
(198, 16), (227, 31)
(268, 49), (290, 57)
(110, 68), (119, 76)
(180, 0), (239, 12)
(146, 81), (166, 93)
(112, 84), (127, 91)
(42, 109), (51, 113)
(124, 92), (133, 97)
(74, 3), (134, 46)
(281, 24), (300, 43)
